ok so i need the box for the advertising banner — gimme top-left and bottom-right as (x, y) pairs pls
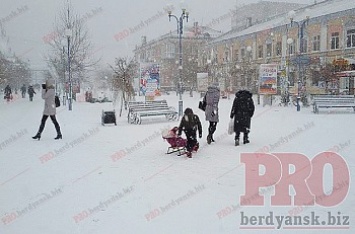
(259, 64), (278, 94)
(140, 63), (160, 97)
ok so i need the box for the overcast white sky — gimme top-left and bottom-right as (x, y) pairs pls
(0, 0), (316, 70)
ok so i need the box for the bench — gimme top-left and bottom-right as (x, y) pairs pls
(312, 95), (355, 113)
(127, 100), (167, 123)
(127, 100), (178, 124)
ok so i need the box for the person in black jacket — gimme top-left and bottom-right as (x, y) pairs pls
(230, 90), (255, 146)
(178, 108), (202, 158)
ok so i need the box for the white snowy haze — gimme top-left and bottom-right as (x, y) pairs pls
(0, 0), (316, 69)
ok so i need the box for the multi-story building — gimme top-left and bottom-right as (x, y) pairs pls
(231, 1), (305, 31)
(207, 0), (355, 95)
(133, 22), (222, 89)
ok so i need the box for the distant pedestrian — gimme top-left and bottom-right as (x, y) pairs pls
(178, 108), (202, 158)
(204, 83), (220, 144)
(32, 79), (62, 140)
(4, 84), (12, 102)
(230, 90), (255, 146)
(21, 84), (26, 98)
(28, 85), (36, 101)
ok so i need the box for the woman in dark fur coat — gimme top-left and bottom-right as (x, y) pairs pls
(230, 90), (255, 146)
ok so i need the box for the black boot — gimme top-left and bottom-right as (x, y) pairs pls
(235, 133), (240, 146)
(54, 134), (62, 140)
(235, 138), (239, 146)
(207, 134), (212, 144)
(32, 133), (41, 140)
(243, 133), (250, 144)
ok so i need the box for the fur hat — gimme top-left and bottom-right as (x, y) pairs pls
(46, 79), (55, 88)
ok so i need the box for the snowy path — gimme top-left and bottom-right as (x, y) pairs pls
(1, 93), (354, 233)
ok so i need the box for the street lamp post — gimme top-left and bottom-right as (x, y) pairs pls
(290, 15), (309, 111)
(168, 8), (189, 117)
(65, 28), (72, 111)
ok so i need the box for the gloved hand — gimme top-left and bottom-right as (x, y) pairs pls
(199, 133), (202, 138)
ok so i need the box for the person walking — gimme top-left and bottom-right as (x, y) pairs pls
(28, 85), (36, 101)
(32, 79), (62, 140)
(4, 84), (12, 102)
(178, 108), (202, 158)
(21, 84), (26, 98)
(204, 83), (220, 144)
(230, 90), (255, 146)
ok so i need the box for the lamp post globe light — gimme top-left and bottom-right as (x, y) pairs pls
(289, 13), (309, 112)
(168, 8), (189, 117)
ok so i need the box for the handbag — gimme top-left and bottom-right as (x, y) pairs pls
(228, 118), (234, 135)
(55, 95), (60, 107)
(198, 100), (206, 111)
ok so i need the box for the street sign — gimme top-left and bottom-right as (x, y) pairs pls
(291, 55), (310, 65)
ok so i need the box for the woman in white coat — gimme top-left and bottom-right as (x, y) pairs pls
(32, 79), (62, 140)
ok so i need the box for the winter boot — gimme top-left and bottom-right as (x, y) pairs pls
(54, 134), (62, 140)
(54, 123), (62, 140)
(235, 139), (239, 146)
(32, 133), (41, 141)
(192, 142), (199, 152)
(243, 133), (250, 144)
(207, 134), (212, 144)
(186, 151), (192, 158)
(211, 135), (215, 142)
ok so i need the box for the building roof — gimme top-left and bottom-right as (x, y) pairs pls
(212, 0), (355, 44)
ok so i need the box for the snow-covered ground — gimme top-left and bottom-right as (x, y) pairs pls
(0, 92), (354, 234)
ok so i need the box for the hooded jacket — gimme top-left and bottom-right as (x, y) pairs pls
(42, 79), (56, 116)
(204, 85), (220, 122)
(230, 90), (255, 133)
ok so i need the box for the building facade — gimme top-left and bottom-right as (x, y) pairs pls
(206, 0), (355, 95)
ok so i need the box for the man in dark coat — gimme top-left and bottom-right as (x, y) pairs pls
(21, 84), (26, 98)
(230, 90), (255, 146)
(28, 85), (36, 101)
(4, 85), (12, 102)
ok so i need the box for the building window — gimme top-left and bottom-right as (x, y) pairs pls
(346, 29), (355, 48)
(275, 41), (282, 56)
(266, 43), (272, 57)
(258, 45), (263, 58)
(331, 32), (340, 50)
(224, 51), (229, 62)
(312, 35), (321, 51)
(241, 48), (245, 58)
(165, 43), (175, 58)
(234, 49), (239, 61)
(288, 41), (295, 55)
(301, 38), (308, 53)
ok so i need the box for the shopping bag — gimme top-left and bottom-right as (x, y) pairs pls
(228, 118), (234, 135)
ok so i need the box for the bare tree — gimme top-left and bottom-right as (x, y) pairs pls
(110, 57), (138, 117)
(46, 3), (99, 91)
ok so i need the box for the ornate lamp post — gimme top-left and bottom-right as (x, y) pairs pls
(168, 8), (189, 117)
(290, 13), (310, 111)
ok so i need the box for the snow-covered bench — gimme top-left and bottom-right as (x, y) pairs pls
(127, 100), (178, 124)
(312, 95), (355, 113)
